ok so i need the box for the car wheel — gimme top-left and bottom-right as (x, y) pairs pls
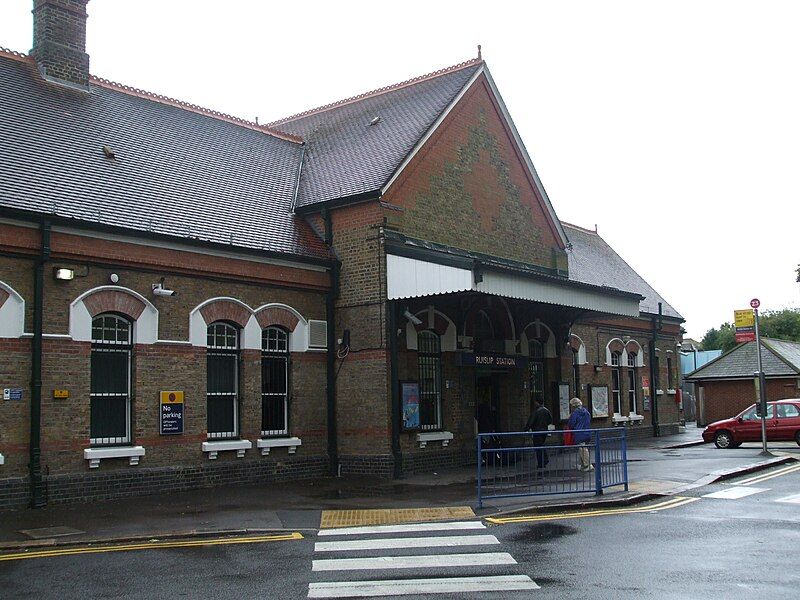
(795, 431), (800, 447)
(714, 430), (734, 449)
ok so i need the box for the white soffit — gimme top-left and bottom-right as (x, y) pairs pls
(386, 254), (472, 300)
(386, 254), (640, 317)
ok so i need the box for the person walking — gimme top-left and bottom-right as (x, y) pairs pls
(525, 398), (552, 468)
(567, 397), (593, 472)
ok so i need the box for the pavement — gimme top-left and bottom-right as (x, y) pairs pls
(1, 423), (798, 551)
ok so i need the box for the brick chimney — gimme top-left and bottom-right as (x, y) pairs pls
(30, 0), (90, 88)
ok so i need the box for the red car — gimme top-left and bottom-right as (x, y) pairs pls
(702, 399), (800, 448)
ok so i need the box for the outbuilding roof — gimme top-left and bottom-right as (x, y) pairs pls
(563, 222), (683, 320)
(685, 338), (800, 380)
(0, 50), (330, 261)
(270, 60), (483, 209)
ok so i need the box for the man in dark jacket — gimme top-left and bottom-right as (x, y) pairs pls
(525, 399), (552, 468)
(567, 397), (593, 471)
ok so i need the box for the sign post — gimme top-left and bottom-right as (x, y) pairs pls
(750, 299), (770, 455)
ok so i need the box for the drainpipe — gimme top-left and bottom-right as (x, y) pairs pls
(388, 300), (402, 479)
(323, 208), (339, 476)
(30, 219), (50, 508)
(649, 302), (663, 437)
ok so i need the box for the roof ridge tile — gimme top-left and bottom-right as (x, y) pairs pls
(268, 57), (483, 127)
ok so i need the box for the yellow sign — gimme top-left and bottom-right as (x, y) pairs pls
(53, 389), (69, 399)
(160, 390), (184, 404)
(734, 309), (754, 328)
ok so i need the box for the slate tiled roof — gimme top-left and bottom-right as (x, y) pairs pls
(0, 51), (330, 261)
(563, 222), (682, 319)
(270, 60), (483, 209)
(685, 338), (800, 380)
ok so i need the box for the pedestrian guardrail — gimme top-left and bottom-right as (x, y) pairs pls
(476, 428), (628, 508)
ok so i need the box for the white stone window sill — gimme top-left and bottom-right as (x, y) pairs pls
(628, 414), (645, 424)
(202, 440), (252, 460)
(257, 437), (302, 456)
(611, 414), (629, 424)
(656, 389), (665, 396)
(203, 440), (253, 460)
(416, 431), (454, 448)
(0, 452), (4, 466)
(84, 446), (145, 468)
(667, 389), (677, 395)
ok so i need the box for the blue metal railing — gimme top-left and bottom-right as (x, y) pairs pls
(477, 428), (628, 508)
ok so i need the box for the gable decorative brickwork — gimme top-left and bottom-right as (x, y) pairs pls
(199, 299), (252, 328)
(255, 306), (300, 331)
(81, 289), (146, 320)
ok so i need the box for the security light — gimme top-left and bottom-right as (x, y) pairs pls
(53, 267), (74, 281)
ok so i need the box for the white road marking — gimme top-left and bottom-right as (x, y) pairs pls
(318, 521), (485, 537)
(312, 551), (517, 571)
(775, 493), (800, 505)
(703, 486), (768, 500)
(307, 575), (539, 598)
(315, 534), (500, 552)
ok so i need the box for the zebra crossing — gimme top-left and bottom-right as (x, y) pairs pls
(308, 520), (538, 598)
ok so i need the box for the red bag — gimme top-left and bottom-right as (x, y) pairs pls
(563, 428), (574, 446)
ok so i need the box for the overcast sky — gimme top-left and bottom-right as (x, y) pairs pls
(1, 0), (798, 339)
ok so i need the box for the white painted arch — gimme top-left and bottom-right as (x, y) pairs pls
(405, 308), (457, 352)
(605, 338), (645, 367)
(69, 286), (159, 344)
(0, 281), (25, 338)
(519, 320), (557, 358)
(570, 334), (588, 365)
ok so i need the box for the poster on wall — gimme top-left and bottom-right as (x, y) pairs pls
(401, 381), (420, 430)
(642, 376), (651, 411)
(558, 383), (571, 421)
(590, 386), (609, 418)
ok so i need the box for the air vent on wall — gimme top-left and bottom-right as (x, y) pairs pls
(308, 320), (328, 349)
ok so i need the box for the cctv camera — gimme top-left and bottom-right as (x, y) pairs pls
(403, 309), (422, 326)
(152, 283), (177, 297)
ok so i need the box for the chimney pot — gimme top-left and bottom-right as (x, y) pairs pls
(30, 0), (90, 89)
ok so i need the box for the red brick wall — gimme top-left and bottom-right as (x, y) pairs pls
(700, 378), (799, 424)
(383, 76), (567, 272)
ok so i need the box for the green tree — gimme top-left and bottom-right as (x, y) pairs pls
(701, 308), (800, 352)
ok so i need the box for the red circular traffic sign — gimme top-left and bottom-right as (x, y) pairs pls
(750, 298), (760, 309)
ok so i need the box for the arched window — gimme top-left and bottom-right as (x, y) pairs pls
(418, 330), (442, 431)
(207, 322), (239, 439)
(529, 339), (545, 408)
(611, 351), (622, 415)
(262, 326), (289, 437)
(627, 352), (638, 413)
(90, 314), (132, 446)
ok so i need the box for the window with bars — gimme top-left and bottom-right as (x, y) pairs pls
(611, 351), (622, 414)
(667, 356), (674, 389)
(572, 348), (581, 399)
(627, 352), (638, 413)
(417, 330), (442, 431)
(261, 326), (289, 437)
(529, 340), (545, 406)
(207, 322), (239, 439)
(90, 314), (132, 446)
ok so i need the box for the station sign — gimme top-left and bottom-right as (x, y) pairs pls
(456, 353), (528, 369)
(160, 390), (184, 435)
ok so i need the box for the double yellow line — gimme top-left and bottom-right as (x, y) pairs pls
(0, 532), (303, 562)
(486, 496), (699, 525)
(735, 461), (800, 486)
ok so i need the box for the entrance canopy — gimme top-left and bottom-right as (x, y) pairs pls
(386, 253), (642, 318)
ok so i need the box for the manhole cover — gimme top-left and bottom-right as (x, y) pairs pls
(19, 526), (85, 539)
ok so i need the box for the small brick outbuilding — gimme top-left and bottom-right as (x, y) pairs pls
(686, 339), (800, 426)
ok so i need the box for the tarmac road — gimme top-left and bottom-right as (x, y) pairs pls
(2, 460), (798, 600)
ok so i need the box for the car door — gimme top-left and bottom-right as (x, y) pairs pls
(735, 405), (773, 441)
(775, 402), (800, 441)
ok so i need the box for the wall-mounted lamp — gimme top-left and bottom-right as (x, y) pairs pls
(594, 365), (603, 373)
(53, 267), (74, 281)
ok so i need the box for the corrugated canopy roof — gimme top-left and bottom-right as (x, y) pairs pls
(0, 52), (330, 261)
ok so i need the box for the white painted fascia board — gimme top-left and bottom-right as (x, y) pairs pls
(257, 437), (302, 455)
(381, 65), (485, 195)
(84, 446), (145, 468)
